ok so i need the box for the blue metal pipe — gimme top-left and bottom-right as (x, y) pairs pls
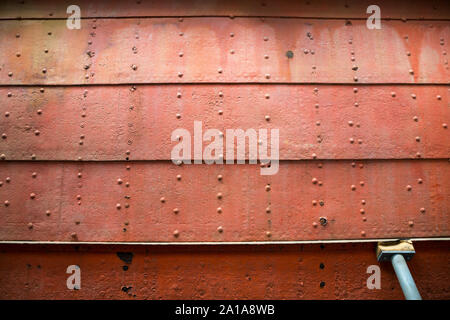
(391, 254), (422, 300)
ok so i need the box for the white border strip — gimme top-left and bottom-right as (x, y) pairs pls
(0, 237), (449, 246)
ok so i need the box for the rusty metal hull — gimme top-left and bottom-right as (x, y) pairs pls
(0, 19), (448, 85)
(0, 0), (449, 300)
(0, 242), (449, 300)
(0, 160), (448, 242)
(1, 85), (449, 160)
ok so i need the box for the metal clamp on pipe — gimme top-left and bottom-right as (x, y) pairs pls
(376, 240), (422, 300)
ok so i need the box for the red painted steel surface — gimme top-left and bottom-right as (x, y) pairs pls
(0, 85), (448, 160)
(1, 0), (449, 19)
(0, 19), (448, 84)
(0, 0), (449, 300)
(0, 242), (449, 299)
(0, 160), (448, 241)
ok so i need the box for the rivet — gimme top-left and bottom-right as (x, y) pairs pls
(391, 92), (396, 97)
(218, 68), (223, 74)
(351, 185), (356, 190)
(361, 200), (366, 205)
(173, 208), (179, 214)
(217, 174), (223, 181)
(312, 153), (317, 159)
(78, 172), (82, 178)
(313, 222), (318, 228)
(117, 178), (123, 185)
(353, 76), (358, 82)
(34, 130), (40, 136)
(318, 163), (323, 168)
(348, 121), (353, 126)
(8, 72), (13, 77)
(44, 48), (49, 53)
(362, 217), (367, 222)
(316, 121), (320, 126)
(217, 226), (223, 233)
(173, 230), (179, 237)
(263, 36), (268, 41)
(116, 203), (121, 209)
(312, 200), (317, 206)
(265, 74), (270, 79)
(7, 92), (12, 97)
(312, 178), (318, 184)
(264, 54), (269, 59)
(436, 95), (441, 100)
(178, 72), (183, 77)
(0, 154), (6, 160)
(230, 32), (234, 37)
(30, 193), (36, 199)
(131, 64), (137, 70)
(420, 208), (426, 213)
(349, 138), (354, 144)
(413, 116), (418, 122)
(4, 200), (10, 206)
(408, 221), (414, 227)
(28, 223), (33, 229)
(266, 207), (271, 213)
(176, 113), (181, 119)
(176, 174), (182, 180)
(352, 66), (358, 71)
(265, 93), (270, 99)
(217, 207), (222, 213)
(32, 172), (37, 178)
(42, 68), (47, 74)
(71, 232), (77, 238)
(265, 115), (270, 121)
(415, 136), (421, 142)
(360, 208), (365, 214)
(360, 181), (364, 186)
(217, 192), (223, 199)
(361, 231), (366, 237)
(46, 210), (51, 216)
(16, 33), (20, 38)
(2, 133), (7, 139)
(218, 91), (223, 97)
(76, 195), (81, 200)
(416, 152), (421, 158)
(442, 123), (448, 129)
(354, 102), (359, 107)
(218, 109), (223, 115)
(406, 185), (412, 191)
(5, 177), (10, 183)
(266, 231), (271, 237)
(4, 112), (10, 117)
(265, 185), (271, 191)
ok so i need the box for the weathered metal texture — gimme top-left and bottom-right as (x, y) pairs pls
(0, 19), (448, 85)
(0, 160), (448, 242)
(1, 85), (448, 160)
(0, 242), (449, 299)
(1, 0), (450, 19)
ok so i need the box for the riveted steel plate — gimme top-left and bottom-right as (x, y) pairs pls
(0, 241), (449, 299)
(0, 19), (448, 85)
(1, 85), (448, 160)
(1, 0), (449, 19)
(0, 160), (448, 242)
